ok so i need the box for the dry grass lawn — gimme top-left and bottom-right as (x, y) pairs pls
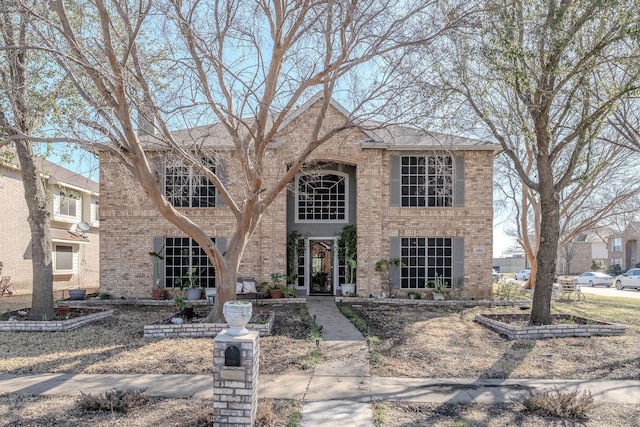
(2, 294), (639, 426)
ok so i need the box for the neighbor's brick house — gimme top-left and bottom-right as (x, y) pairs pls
(99, 97), (500, 299)
(0, 149), (100, 294)
(608, 222), (640, 270)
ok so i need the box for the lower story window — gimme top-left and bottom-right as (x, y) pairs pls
(54, 245), (75, 272)
(401, 237), (452, 288)
(164, 237), (216, 288)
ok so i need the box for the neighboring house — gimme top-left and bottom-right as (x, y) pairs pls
(0, 149), (100, 294)
(99, 96), (500, 299)
(608, 222), (640, 270)
(557, 231), (609, 274)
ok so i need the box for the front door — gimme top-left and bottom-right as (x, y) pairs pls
(309, 240), (334, 295)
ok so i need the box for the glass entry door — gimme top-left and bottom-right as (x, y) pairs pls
(309, 240), (334, 295)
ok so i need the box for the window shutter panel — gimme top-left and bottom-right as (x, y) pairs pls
(453, 237), (465, 289)
(390, 237), (401, 288)
(215, 237), (227, 254)
(152, 237), (165, 287)
(216, 160), (227, 207)
(389, 156), (401, 207)
(454, 156), (465, 207)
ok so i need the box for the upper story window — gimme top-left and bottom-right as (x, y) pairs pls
(165, 158), (217, 208)
(296, 171), (348, 222)
(401, 155), (453, 207)
(56, 189), (81, 219)
(612, 238), (622, 252)
(90, 200), (100, 224)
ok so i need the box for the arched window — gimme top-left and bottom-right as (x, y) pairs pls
(296, 171), (348, 222)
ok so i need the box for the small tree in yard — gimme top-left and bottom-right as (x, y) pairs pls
(24, 0), (470, 321)
(375, 258), (403, 297)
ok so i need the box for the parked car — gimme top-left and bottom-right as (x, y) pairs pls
(492, 269), (500, 282)
(615, 268), (640, 290)
(573, 271), (613, 287)
(514, 269), (531, 281)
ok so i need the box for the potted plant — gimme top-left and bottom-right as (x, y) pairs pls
(173, 291), (194, 320)
(223, 300), (252, 336)
(337, 225), (357, 296)
(149, 244), (168, 300)
(375, 257), (404, 298)
(175, 267), (202, 300)
(431, 274), (449, 301)
(268, 273), (286, 298)
(68, 288), (86, 300)
(407, 290), (421, 299)
(341, 254), (357, 296)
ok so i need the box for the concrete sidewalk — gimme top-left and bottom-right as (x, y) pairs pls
(2, 296), (640, 425)
(2, 372), (639, 404)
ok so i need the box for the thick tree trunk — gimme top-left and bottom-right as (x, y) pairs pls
(529, 157), (560, 325)
(14, 141), (55, 320)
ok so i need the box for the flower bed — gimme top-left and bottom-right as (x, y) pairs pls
(475, 313), (625, 340)
(143, 310), (275, 339)
(0, 308), (114, 332)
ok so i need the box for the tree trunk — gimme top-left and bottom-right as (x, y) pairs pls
(529, 158), (560, 325)
(14, 141), (55, 320)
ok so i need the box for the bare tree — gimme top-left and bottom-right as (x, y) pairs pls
(23, 0), (469, 320)
(426, 0), (640, 324)
(1, 3), (61, 320)
(495, 139), (640, 285)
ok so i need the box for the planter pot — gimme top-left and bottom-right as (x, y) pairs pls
(432, 293), (445, 301)
(341, 283), (356, 296)
(223, 301), (253, 336)
(56, 306), (71, 316)
(185, 288), (202, 300)
(152, 289), (168, 300)
(269, 289), (284, 299)
(68, 289), (86, 300)
(205, 288), (217, 298)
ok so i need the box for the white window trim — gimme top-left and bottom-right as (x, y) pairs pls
(53, 188), (82, 222)
(294, 170), (349, 224)
(53, 244), (78, 274)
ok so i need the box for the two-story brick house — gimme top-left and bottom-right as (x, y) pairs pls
(99, 97), (499, 299)
(0, 150), (100, 294)
(608, 222), (640, 271)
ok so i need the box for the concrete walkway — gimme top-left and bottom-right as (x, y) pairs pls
(2, 296), (640, 424)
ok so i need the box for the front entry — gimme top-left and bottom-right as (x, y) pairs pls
(309, 240), (334, 295)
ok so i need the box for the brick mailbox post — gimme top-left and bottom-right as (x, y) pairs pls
(212, 330), (259, 426)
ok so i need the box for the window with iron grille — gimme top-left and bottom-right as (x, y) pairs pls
(164, 237), (216, 288)
(401, 155), (453, 207)
(165, 158), (216, 207)
(296, 172), (347, 222)
(400, 237), (452, 288)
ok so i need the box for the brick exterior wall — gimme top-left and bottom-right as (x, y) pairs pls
(0, 164), (100, 294)
(99, 101), (495, 299)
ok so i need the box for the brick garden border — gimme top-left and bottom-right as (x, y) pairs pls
(144, 310), (275, 339)
(475, 313), (626, 340)
(0, 308), (114, 332)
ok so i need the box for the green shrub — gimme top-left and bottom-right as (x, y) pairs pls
(494, 280), (524, 300)
(77, 388), (148, 413)
(521, 388), (595, 418)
